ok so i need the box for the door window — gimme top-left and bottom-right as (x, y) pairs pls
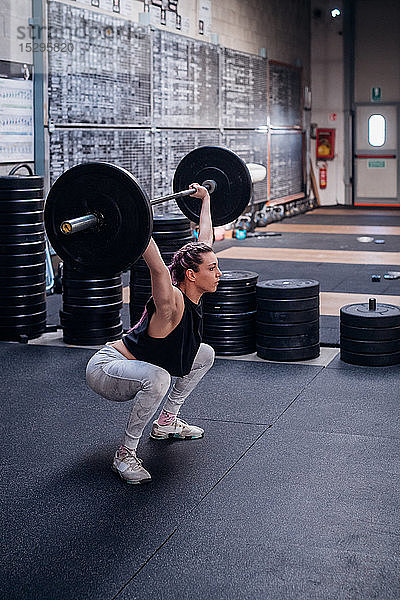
(368, 114), (386, 147)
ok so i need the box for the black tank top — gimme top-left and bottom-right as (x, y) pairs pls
(122, 291), (203, 377)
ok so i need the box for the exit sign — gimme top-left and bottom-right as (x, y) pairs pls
(371, 87), (382, 102)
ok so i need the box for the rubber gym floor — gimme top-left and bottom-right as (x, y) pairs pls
(2, 206), (399, 600)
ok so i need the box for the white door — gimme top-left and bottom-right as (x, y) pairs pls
(354, 104), (399, 206)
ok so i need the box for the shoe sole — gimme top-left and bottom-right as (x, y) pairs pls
(111, 466), (152, 485)
(150, 432), (204, 440)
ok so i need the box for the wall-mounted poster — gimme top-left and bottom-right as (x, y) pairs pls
(0, 60), (34, 163)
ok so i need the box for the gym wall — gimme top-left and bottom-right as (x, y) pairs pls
(1, 0), (311, 207)
(0, 0), (33, 175)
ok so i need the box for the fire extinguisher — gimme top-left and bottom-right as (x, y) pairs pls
(319, 162), (327, 189)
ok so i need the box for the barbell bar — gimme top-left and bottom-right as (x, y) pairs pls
(60, 179), (218, 235)
(44, 146), (260, 275)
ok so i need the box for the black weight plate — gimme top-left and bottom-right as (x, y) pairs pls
(0, 311), (46, 325)
(0, 283), (46, 297)
(340, 323), (400, 342)
(63, 287), (123, 299)
(217, 271), (259, 286)
(0, 241), (46, 255)
(340, 337), (400, 354)
(0, 302), (47, 316)
(204, 302), (256, 314)
(156, 240), (195, 252)
(63, 300), (123, 311)
(62, 323), (122, 338)
(60, 310), (121, 326)
(63, 293), (123, 305)
(0, 232), (45, 244)
(173, 146), (252, 227)
(131, 267), (150, 278)
(203, 288), (256, 302)
(204, 321), (255, 333)
(153, 214), (190, 230)
(256, 320), (319, 337)
(130, 277), (151, 287)
(0, 292), (45, 306)
(61, 306), (123, 317)
(257, 344), (320, 361)
(256, 279), (320, 299)
(130, 287), (152, 298)
(0, 175), (43, 190)
(209, 346), (256, 356)
(131, 287), (152, 297)
(257, 308), (319, 324)
(340, 303), (400, 328)
(63, 332), (122, 346)
(45, 163), (152, 275)
(256, 296), (319, 312)
(152, 228), (192, 240)
(62, 276), (123, 286)
(0, 223), (44, 235)
(1, 264), (46, 277)
(0, 252), (45, 266)
(0, 273), (45, 286)
(0, 324), (46, 341)
(1, 210), (44, 225)
(340, 348), (400, 367)
(0, 189), (43, 201)
(204, 310), (256, 323)
(257, 331), (319, 348)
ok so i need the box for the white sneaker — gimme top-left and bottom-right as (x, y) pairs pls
(150, 417), (204, 440)
(112, 446), (152, 485)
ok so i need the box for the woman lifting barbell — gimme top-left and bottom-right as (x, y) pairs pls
(85, 184), (221, 485)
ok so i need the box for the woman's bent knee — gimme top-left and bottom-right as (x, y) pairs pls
(143, 368), (171, 398)
(197, 343), (215, 368)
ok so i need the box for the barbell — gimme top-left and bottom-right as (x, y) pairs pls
(44, 146), (265, 275)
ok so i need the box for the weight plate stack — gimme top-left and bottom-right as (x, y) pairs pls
(340, 300), (400, 366)
(129, 215), (193, 325)
(62, 263), (123, 345)
(203, 271), (258, 355)
(256, 279), (320, 361)
(0, 168), (46, 341)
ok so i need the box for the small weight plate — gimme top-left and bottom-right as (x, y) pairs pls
(153, 214), (190, 230)
(0, 311), (46, 325)
(256, 331), (319, 348)
(0, 283), (46, 297)
(340, 323), (400, 341)
(0, 292), (45, 307)
(0, 302), (47, 316)
(340, 348), (400, 367)
(203, 311), (256, 323)
(0, 241), (45, 255)
(217, 271), (259, 286)
(154, 234), (194, 247)
(152, 229), (192, 240)
(45, 163), (152, 275)
(0, 175), (43, 190)
(204, 288), (257, 302)
(256, 320), (319, 337)
(0, 223), (44, 235)
(340, 337), (400, 354)
(173, 146), (252, 227)
(256, 296), (319, 311)
(256, 279), (320, 299)
(256, 344), (320, 361)
(203, 301), (256, 314)
(340, 303), (400, 328)
(257, 308), (319, 324)
(0, 252), (45, 266)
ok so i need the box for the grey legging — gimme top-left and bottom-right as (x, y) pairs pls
(86, 343), (215, 450)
